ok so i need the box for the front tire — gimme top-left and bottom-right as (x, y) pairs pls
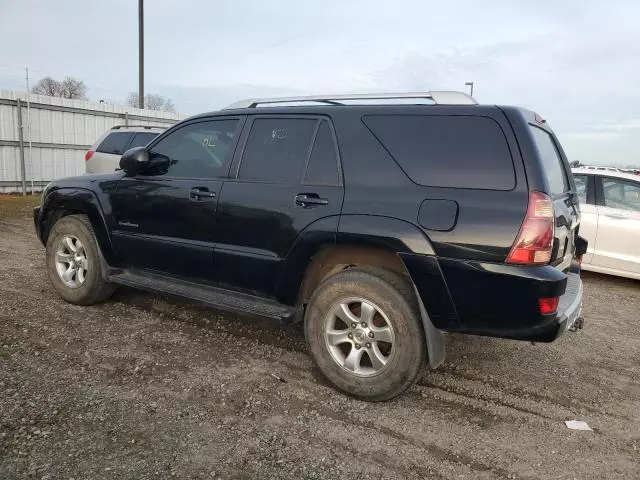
(46, 214), (115, 305)
(305, 267), (426, 401)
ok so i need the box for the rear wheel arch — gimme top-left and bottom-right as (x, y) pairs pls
(297, 245), (410, 307)
(278, 214), (437, 306)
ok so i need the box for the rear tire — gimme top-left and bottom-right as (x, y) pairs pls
(305, 266), (426, 401)
(46, 214), (115, 305)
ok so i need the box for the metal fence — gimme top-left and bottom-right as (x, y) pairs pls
(0, 90), (185, 194)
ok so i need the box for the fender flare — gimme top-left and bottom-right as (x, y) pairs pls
(336, 214), (436, 255)
(275, 215), (341, 305)
(39, 187), (116, 265)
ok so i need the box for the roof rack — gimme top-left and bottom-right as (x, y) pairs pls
(223, 91), (477, 110)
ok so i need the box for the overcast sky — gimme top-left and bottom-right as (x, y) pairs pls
(1, 0), (639, 166)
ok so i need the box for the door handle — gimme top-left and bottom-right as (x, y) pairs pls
(604, 213), (626, 219)
(295, 193), (329, 208)
(190, 188), (216, 199)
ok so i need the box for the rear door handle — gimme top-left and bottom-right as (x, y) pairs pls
(190, 188), (216, 200)
(295, 193), (329, 208)
(605, 213), (626, 219)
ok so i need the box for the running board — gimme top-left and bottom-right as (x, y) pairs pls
(108, 270), (296, 322)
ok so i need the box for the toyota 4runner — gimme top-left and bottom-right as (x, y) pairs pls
(34, 91), (587, 401)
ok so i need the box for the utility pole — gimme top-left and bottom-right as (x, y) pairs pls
(16, 98), (26, 196)
(465, 81), (474, 97)
(25, 68), (34, 194)
(138, 0), (144, 109)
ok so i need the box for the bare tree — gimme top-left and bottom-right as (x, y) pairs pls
(32, 77), (61, 96)
(31, 76), (87, 99)
(59, 77), (87, 100)
(127, 92), (176, 112)
(126, 92), (140, 108)
(145, 93), (166, 110)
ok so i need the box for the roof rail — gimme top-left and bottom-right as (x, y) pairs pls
(110, 125), (165, 130)
(223, 91), (477, 110)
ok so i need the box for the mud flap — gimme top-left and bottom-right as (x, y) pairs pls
(413, 285), (445, 369)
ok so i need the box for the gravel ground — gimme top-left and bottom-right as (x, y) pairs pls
(1, 199), (639, 479)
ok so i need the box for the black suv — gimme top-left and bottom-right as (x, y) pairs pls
(34, 92), (586, 401)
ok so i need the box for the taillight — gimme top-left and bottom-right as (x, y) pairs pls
(538, 297), (559, 315)
(507, 191), (555, 265)
(85, 150), (94, 161)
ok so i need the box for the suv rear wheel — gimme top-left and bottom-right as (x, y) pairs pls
(305, 266), (426, 401)
(46, 214), (115, 305)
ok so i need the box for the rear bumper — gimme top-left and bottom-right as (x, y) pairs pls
(555, 271), (583, 336)
(401, 253), (583, 342)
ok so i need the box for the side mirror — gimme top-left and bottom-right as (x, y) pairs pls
(119, 147), (150, 175)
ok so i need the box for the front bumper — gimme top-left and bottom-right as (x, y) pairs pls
(33, 206), (43, 243)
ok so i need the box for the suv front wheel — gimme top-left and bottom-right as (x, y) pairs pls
(305, 266), (426, 401)
(46, 214), (115, 305)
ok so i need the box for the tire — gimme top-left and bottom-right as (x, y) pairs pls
(305, 266), (426, 401)
(45, 214), (115, 305)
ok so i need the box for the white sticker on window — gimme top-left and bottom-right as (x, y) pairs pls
(271, 128), (287, 140)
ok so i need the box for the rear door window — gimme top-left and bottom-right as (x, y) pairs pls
(529, 126), (568, 195)
(96, 132), (133, 155)
(362, 115), (515, 190)
(238, 118), (317, 183)
(129, 132), (160, 148)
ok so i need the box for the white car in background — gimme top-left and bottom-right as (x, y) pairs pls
(85, 125), (165, 173)
(572, 167), (640, 280)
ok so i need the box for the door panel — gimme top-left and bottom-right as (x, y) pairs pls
(591, 176), (640, 274)
(110, 118), (243, 279)
(110, 177), (222, 278)
(215, 183), (342, 294)
(592, 206), (640, 274)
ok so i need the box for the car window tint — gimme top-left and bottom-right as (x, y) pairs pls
(603, 178), (640, 212)
(96, 132), (133, 155)
(573, 174), (588, 204)
(147, 120), (239, 178)
(362, 115), (515, 190)
(238, 118), (317, 183)
(529, 126), (568, 195)
(304, 120), (339, 185)
(129, 132), (159, 148)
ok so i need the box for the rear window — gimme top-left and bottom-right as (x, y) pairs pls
(529, 126), (568, 195)
(129, 132), (159, 148)
(363, 115), (515, 190)
(96, 132), (133, 155)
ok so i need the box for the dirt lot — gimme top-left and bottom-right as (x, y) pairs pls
(1, 196), (639, 479)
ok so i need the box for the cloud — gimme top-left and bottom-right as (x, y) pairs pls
(587, 120), (640, 132)
(1, 0), (639, 165)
